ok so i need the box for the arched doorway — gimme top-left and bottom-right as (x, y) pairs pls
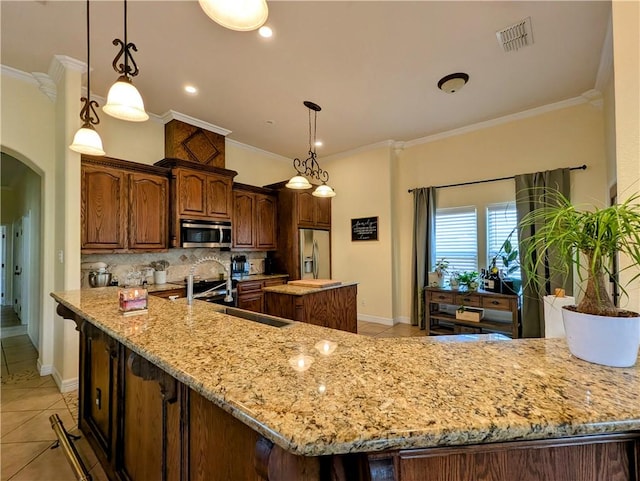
(0, 152), (43, 369)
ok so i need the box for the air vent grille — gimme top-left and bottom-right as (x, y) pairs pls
(496, 17), (533, 52)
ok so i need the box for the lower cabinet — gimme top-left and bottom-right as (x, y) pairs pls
(236, 277), (287, 313)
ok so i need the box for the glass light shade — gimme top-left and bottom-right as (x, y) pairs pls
(198, 0), (268, 31)
(286, 175), (312, 190)
(312, 184), (336, 198)
(69, 126), (106, 156)
(103, 77), (149, 122)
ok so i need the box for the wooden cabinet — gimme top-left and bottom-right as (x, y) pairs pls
(175, 168), (232, 220)
(236, 277), (287, 313)
(154, 159), (237, 247)
(297, 191), (331, 229)
(81, 156), (169, 253)
(149, 287), (186, 299)
(263, 182), (332, 280)
(425, 287), (520, 338)
(263, 284), (357, 333)
(232, 184), (277, 251)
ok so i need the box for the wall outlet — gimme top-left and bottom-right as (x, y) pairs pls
(58, 250), (64, 263)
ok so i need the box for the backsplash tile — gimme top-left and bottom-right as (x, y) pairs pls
(81, 249), (266, 288)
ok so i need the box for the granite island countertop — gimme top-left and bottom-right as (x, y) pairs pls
(262, 281), (358, 296)
(51, 288), (640, 457)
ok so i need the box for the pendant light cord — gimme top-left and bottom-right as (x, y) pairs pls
(86, 0), (90, 99)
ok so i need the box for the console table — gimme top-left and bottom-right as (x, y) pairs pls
(425, 287), (520, 338)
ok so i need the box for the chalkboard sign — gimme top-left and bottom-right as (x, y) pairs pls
(351, 217), (378, 241)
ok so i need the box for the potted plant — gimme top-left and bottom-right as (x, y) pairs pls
(428, 258), (450, 287)
(457, 271), (479, 292)
(489, 227), (521, 294)
(520, 190), (640, 367)
(150, 260), (170, 285)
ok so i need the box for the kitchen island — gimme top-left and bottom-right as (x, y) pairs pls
(263, 281), (358, 333)
(52, 288), (639, 481)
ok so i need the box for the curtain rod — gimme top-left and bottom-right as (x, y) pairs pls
(407, 164), (587, 193)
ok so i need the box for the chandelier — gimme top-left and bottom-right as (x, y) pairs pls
(103, 0), (149, 122)
(286, 101), (336, 198)
(69, 0), (105, 156)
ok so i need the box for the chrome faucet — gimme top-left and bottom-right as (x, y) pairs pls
(186, 256), (233, 305)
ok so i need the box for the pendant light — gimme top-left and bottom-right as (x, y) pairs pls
(198, 0), (268, 32)
(286, 101), (336, 198)
(70, 0), (105, 156)
(103, 0), (149, 122)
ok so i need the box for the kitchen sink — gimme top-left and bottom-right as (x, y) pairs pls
(222, 307), (293, 328)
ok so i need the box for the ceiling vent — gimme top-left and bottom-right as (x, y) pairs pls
(496, 17), (533, 52)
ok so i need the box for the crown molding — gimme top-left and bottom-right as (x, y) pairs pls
(322, 140), (395, 163)
(32, 73), (57, 102)
(48, 55), (86, 85)
(404, 96), (588, 149)
(581, 89), (603, 109)
(160, 110), (231, 136)
(595, 13), (613, 92)
(226, 138), (290, 162)
(1, 64), (37, 84)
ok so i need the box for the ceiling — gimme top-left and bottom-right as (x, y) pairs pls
(1, 1), (611, 161)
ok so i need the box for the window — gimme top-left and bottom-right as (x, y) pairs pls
(435, 206), (478, 273)
(487, 203), (520, 279)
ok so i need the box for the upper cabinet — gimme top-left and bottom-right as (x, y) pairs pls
(81, 156), (169, 253)
(232, 183), (277, 251)
(297, 191), (331, 229)
(175, 168), (232, 220)
(155, 159), (237, 248)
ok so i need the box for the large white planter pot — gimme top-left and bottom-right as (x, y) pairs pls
(562, 307), (640, 367)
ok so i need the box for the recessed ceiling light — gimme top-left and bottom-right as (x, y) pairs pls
(258, 25), (273, 38)
(314, 140), (323, 147)
(184, 85), (198, 94)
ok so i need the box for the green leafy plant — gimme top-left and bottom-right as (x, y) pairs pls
(457, 271), (479, 291)
(490, 228), (519, 278)
(433, 258), (450, 277)
(150, 260), (170, 271)
(520, 190), (640, 317)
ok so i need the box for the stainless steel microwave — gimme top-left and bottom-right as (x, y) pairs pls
(180, 219), (232, 249)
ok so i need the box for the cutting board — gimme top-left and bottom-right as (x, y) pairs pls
(288, 279), (342, 288)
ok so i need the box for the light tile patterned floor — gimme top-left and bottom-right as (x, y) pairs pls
(0, 334), (107, 481)
(0, 321), (421, 480)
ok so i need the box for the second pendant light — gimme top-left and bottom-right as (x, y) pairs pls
(103, 0), (149, 122)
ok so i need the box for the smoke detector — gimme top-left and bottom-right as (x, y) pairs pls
(437, 73), (469, 94)
(497, 17), (534, 52)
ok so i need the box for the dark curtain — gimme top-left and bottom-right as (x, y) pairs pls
(411, 187), (436, 328)
(515, 168), (571, 337)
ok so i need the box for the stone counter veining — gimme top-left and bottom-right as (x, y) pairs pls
(262, 281), (358, 296)
(51, 288), (640, 457)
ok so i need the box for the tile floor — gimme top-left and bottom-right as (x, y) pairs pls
(1, 334), (107, 481)
(0, 320), (421, 480)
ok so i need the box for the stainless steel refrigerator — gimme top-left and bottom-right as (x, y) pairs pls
(299, 229), (331, 279)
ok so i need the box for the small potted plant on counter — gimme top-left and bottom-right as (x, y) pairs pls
(428, 258), (450, 287)
(150, 260), (170, 285)
(457, 271), (479, 292)
(520, 190), (640, 367)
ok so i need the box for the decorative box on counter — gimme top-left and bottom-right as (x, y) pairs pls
(119, 287), (148, 316)
(455, 307), (484, 322)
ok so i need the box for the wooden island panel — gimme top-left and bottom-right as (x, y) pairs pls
(263, 284), (357, 333)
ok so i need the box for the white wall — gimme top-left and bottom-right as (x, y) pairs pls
(1, 70), (57, 375)
(612, 1), (640, 314)
(325, 145), (395, 324)
(225, 140), (292, 186)
(394, 101), (607, 322)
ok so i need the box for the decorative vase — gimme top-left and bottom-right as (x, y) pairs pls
(427, 272), (444, 288)
(562, 307), (640, 367)
(153, 270), (167, 285)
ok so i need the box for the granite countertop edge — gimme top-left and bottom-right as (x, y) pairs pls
(50, 289), (640, 457)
